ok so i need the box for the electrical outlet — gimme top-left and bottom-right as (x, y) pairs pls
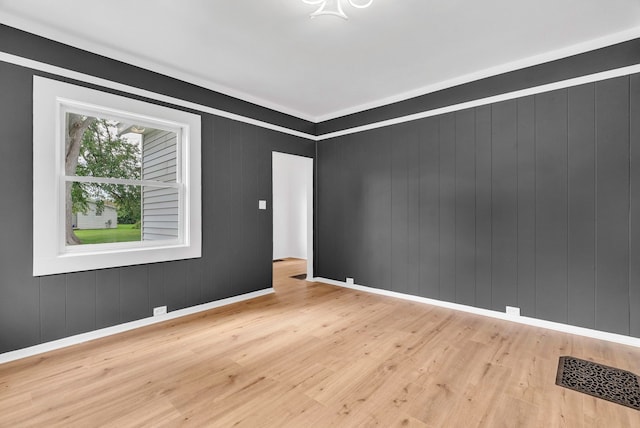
(153, 306), (167, 316)
(346, 277), (354, 285)
(506, 306), (520, 316)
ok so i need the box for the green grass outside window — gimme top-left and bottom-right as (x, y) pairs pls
(74, 224), (141, 245)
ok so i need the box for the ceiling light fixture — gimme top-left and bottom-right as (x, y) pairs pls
(302, 0), (373, 20)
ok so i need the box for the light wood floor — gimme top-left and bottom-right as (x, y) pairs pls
(1, 259), (640, 427)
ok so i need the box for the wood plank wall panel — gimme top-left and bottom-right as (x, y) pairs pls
(439, 114), (456, 302)
(535, 90), (569, 324)
(209, 116), (233, 300)
(419, 118), (441, 299)
(388, 120), (423, 297)
(491, 101), (518, 313)
(162, 261), (187, 312)
(0, 59), (315, 354)
(515, 97), (536, 316)
(595, 77), (630, 335)
(148, 265), (166, 315)
(0, 63), (41, 353)
(229, 121), (247, 292)
(65, 271), (96, 336)
(365, 132), (393, 291)
(474, 106), (493, 310)
(454, 109), (477, 307)
(39, 276), (67, 343)
(185, 259), (203, 308)
(239, 125), (261, 295)
(342, 133), (362, 285)
(95, 269), (120, 329)
(391, 124), (411, 294)
(567, 84), (597, 329)
(316, 73), (640, 337)
(631, 74), (640, 338)
(120, 266), (150, 323)
(406, 122), (422, 297)
(316, 139), (345, 282)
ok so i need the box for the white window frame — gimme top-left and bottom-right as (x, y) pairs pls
(33, 76), (201, 276)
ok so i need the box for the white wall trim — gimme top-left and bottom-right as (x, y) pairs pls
(317, 63), (640, 141)
(0, 51), (317, 141)
(312, 277), (640, 349)
(2, 51), (640, 143)
(0, 288), (274, 365)
(3, 51), (640, 144)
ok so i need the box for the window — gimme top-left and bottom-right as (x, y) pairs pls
(33, 77), (201, 276)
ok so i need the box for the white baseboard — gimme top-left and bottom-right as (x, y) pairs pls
(0, 288), (274, 365)
(312, 277), (640, 349)
(4, 278), (637, 365)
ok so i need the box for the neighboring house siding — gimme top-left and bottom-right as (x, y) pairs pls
(142, 129), (179, 241)
(75, 202), (117, 230)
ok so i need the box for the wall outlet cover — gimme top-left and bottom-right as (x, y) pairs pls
(506, 306), (521, 316)
(346, 277), (354, 285)
(153, 306), (167, 316)
(258, 200), (267, 210)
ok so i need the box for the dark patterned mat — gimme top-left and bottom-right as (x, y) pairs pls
(290, 273), (307, 280)
(556, 356), (640, 410)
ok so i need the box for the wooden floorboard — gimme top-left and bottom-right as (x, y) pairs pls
(1, 258), (639, 427)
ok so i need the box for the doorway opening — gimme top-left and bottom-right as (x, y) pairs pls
(272, 152), (313, 281)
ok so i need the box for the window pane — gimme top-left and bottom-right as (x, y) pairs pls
(67, 183), (141, 245)
(64, 113), (179, 246)
(142, 186), (180, 241)
(65, 113), (143, 181)
(65, 113), (180, 184)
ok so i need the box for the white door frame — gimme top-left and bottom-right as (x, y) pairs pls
(272, 152), (313, 279)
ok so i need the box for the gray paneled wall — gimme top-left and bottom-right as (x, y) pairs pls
(316, 74), (640, 337)
(0, 60), (314, 354)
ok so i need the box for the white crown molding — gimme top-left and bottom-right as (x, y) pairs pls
(3, 11), (639, 123)
(313, 25), (640, 122)
(317, 62), (640, 141)
(0, 11), (319, 123)
(312, 278), (640, 348)
(2, 50), (640, 144)
(0, 288), (275, 365)
(0, 51), (318, 140)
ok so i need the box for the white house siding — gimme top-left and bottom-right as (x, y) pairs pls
(142, 129), (179, 241)
(74, 202), (117, 230)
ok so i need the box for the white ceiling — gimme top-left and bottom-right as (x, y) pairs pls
(1, 0), (640, 122)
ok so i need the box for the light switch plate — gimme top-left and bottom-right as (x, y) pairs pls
(259, 200), (267, 210)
